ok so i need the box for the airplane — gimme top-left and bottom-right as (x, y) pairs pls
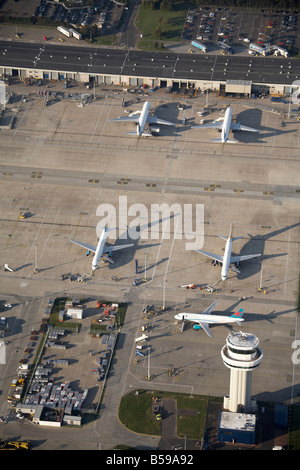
(174, 301), (244, 337)
(196, 224), (261, 281)
(70, 225), (133, 272)
(192, 106), (260, 143)
(109, 100), (176, 136)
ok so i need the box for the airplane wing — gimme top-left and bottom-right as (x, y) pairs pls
(148, 116), (176, 126)
(196, 250), (224, 263)
(197, 322), (213, 337)
(70, 240), (97, 253)
(230, 253), (261, 263)
(109, 116), (139, 123)
(230, 123), (260, 133)
(192, 122), (223, 129)
(103, 244), (134, 253)
(203, 300), (218, 315)
(126, 131), (152, 137)
(211, 138), (237, 143)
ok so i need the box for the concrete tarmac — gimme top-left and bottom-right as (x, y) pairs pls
(0, 80), (299, 449)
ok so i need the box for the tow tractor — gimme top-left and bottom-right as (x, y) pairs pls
(0, 440), (29, 450)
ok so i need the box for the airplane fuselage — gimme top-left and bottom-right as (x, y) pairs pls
(175, 313), (243, 325)
(221, 107), (232, 143)
(137, 101), (151, 135)
(221, 236), (232, 281)
(92, 228), (108, 270)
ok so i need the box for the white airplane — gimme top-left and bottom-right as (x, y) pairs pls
(192, 107), (260, 143)
(196, 224), (261, 281)
(174, 301), (244, 337)
(4, 264), (14, 272)
(109, 100), (176, 136)
(70, 225), (133, 271)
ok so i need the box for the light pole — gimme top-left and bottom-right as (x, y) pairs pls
(145, 347), (152, 380)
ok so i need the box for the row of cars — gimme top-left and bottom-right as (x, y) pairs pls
(33, 0), (97, 27)
(197, 11), (216, 42)
(185, 7), (299, 56)
(255, 14), (297, 49)
(32, 0), (50, 18)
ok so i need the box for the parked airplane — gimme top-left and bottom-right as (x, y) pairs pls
(196, 224), (261, 281)
(174, 301), (244, 337)
(109, 100), (176, 136)
(70, 225), (133, 271)
(192, 107), (260, 143)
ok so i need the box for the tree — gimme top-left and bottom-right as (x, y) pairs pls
(160, 0), (173, 10)
(154, 25), (163, 39)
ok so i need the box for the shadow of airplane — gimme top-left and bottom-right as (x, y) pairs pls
(233, 108), (295, 143)
(107, 213), (180, 271)
(236, 222), (300, 280)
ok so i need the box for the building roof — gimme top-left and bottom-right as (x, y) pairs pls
(219, 411), (256, 432)
(227, 331), (260, 350)
(0, 40), (299, 86)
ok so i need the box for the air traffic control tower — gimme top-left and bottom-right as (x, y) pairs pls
(221, 331), (263, 413)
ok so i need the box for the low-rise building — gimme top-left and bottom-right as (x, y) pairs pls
(217, 411), (257, 445)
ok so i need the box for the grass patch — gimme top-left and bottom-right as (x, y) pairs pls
(49, 297), (80, 332)
(118, 390), (161, 435)
(88, 34), (118, 46)
(119, 389), (217, 439)
(177, 415), (203, 439)
(135, 1), (188, 44)
(176, 395), (209, 439)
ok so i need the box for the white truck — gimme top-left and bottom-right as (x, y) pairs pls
(57, 26), (72, 38)
(135, 334), (148, 343)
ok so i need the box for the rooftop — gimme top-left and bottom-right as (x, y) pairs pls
(219, 411), (257, 432)
(227, 331), (260, 350)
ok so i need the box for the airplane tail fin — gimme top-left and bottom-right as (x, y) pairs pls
(231, 308), (244, 326)
(227, 224), (242, 242)
(218, 224), (234, 241)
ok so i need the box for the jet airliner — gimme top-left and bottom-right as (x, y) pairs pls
(192, 107), (260, 143)
(109, 101), (176, 136)
(196, 224), (261, 281)
(174, 301), (244, 337)
(70, 225), (133, 271)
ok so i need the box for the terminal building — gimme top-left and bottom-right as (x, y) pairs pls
(0, 41), (299, 97)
